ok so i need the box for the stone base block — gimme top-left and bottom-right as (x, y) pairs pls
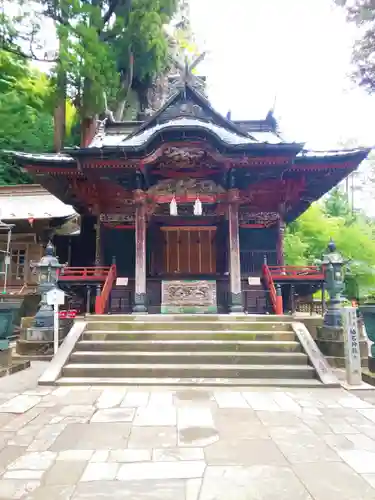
(325, 356), (368, 369)
(0, 360), (30, 378)
(0, 348), (12, 368)
(24, 324), (71, 342)
(317, 325), (368, 369)
(368, 356), (375, 373)
(26, 326), (54, 341)
(317, 339), (368, 359)
(16, 339), (63, 357)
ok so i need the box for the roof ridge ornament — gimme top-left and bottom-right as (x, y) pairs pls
(171, 52), (206, 92)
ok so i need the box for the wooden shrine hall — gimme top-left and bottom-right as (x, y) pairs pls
(12, 66), (370, 316)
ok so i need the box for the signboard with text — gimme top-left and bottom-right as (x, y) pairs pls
(342, 307), (362, 386)
(46, 288), (65, 306)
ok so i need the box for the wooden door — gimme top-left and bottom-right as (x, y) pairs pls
(162, 227), (216, 275)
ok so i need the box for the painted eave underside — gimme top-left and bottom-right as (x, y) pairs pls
(12, 145), (370, 167)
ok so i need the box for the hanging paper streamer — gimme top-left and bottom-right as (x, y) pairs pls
(170, 196), (178, 216)
(193, 196), (202, 216)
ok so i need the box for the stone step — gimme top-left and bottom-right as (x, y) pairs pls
(76, 339), (302, 353)
(85, 314), (292, 322)
(85, 321), (293, 332)
(83, 330), (296, 342)
(56, 376), (323, 387)
(62, 363), (316, 379)
(70, 351), (309, 365)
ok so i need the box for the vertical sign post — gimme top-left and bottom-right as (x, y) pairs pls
(342, 306), (362, 386)
(53, 303), (59, 355)
(46, 288), (65, 355)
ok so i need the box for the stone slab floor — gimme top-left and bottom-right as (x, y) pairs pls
(0, 364), (375, 498)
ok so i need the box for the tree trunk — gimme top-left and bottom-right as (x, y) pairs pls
(114, 52), (134, 121)
(53, 67), (67, 152)
(80, 117), (97, 147)
(114, 99), (127, 121)
(53, 21), (67, 153)
(80, 77), (97, 147)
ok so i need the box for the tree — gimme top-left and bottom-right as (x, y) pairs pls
(1, 0), (179, 147)
(335, 0), (375, 93)
(0, 49), (54, 184)
(323, 187), (351, 219)
(284, 200), (375, 295)
(0, 93), (54, 185)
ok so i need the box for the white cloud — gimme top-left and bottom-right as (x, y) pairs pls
(190, 0), (375, 149)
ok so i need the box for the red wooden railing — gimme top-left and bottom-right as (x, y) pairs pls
(262, 264), (283, 315)
(95, 264), (117, 314)
(58, 267), (110, 281)
(267, 265), (324, 281)
(59, 309), (77, 319)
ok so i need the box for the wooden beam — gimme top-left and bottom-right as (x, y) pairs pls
(160, 226), (216, 232)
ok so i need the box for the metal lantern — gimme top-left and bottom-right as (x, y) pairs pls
(30, 242), (64, 330)
(32, 242), (61, 288)
(321, 239), (346, 328)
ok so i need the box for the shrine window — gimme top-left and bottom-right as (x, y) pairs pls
(11, 248), (26, 281)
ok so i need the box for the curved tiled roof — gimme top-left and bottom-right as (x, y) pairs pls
(0, 185), (76, 220)
(89, 117), (259, 149)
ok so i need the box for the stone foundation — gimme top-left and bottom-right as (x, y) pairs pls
(316, 325), (368, 368)
(368, 356), (375, 373)
(0, 347), (12, 368)
(16, 316), (74, 359)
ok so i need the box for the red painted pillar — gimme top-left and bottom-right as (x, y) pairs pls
(228, 189), (243, 313)
(133, 190), (147, 313)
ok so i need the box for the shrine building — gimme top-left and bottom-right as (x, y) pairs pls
(11, 76), (370, 316)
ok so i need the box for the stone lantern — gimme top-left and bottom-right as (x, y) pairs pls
(28, 242), (64, 339)
(321, 239), (345, 328)
(316, 239), (368, 369)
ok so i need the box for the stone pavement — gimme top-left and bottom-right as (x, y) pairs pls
(0, 365), (375, 498)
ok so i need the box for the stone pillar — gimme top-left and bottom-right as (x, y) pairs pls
(277, 218), (285, 266)
(133, 190), (147, 313)
(228, 189), (243, 313)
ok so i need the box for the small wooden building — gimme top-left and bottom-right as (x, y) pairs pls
(0, 184), (78, 296)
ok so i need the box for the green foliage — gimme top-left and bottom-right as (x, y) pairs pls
(286, 204), (339, 262)
(0, 50), (54, 185)
(323, 187), (351, 219)
(335, 0), (375, 93)
(364, 290), (375, 303)
(285, 189), (375, 296)
(283, 232), (309, 266)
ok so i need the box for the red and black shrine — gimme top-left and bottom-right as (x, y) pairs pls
(13, 73), (370, 315)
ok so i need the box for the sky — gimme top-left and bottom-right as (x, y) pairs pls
(189, 0), (375, 150)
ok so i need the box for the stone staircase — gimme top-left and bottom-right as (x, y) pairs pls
(56, 315), (323, 386)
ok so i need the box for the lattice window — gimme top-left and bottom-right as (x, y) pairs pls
(11, 248), (26, 280)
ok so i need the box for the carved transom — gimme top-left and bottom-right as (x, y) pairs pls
(239, 211), (280, 226)
(163, 146), (206, 163)
(148, 178), (225, 196)
(154, 203), (219, 217)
